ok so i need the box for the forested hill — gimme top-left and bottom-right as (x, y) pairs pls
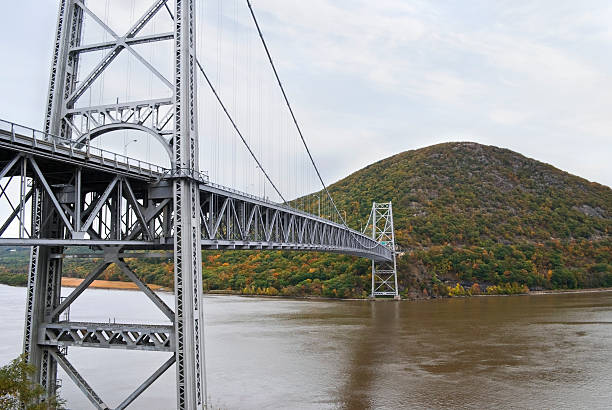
(1, 142), (611, 298)
(331, 142), (611, 248)
(325, 142), (611, 296)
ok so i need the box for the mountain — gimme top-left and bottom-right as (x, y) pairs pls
(331, 142), (610, 247)
(328, 142), (611, 295)
(1, 142), (611, 298)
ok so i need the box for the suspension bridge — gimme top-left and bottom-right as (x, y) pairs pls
(0, 1), (399, 408)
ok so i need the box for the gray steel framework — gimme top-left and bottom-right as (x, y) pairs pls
(24, 0), (205, 408)
(39, 322), (174, 352)
(0, 118), (391, 408)
(0, 121), (390, 261)
(4, 0), (396, 408)
(368, 202), (399, 298)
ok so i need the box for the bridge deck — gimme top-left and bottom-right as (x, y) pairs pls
(0, 119), (166, 181)
(0, 119), (392, 262)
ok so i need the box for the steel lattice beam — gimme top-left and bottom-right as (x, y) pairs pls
(40, 322), (174, 352)
(0, 119), (394, 262)
(369, 202), (400, 298)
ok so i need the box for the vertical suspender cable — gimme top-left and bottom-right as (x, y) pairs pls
(167, 2), (285, 201)
(246, 0), (347, 226)
(195, 60), (287, 203)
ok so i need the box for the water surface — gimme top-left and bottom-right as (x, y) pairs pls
(0, 285), (611, 409)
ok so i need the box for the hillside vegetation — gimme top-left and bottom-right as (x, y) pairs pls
(329, 142), (611, 296)
(1, 143), (611, 298)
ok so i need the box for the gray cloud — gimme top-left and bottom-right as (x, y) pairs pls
(1, 0), (610, 192)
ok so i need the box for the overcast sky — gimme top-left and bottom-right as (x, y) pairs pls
(1, 0), (611, 189)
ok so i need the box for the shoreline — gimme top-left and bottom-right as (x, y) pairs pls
(224, 287), (612, 301)
(527, 287), (612, 296)
(60, 277), (168, 292)
(5, 279), (612, 300)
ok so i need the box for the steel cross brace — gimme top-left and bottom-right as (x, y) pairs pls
(51, 348), (175, 410)
(39, 322), (174, 352)
(66, 0), (172, 106)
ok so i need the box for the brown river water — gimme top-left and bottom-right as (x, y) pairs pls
(0, 284), (611, 409)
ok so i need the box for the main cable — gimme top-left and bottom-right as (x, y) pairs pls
(246, 0), (347, 226)
(195, 60), (287, 204)
(165, 4), (287, 204)
(245, 1), (388, 251)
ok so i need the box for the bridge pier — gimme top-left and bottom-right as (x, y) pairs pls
(23, 185), (63, 398)
(369, 202), (400, 299)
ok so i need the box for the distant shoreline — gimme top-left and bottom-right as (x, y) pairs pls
(527, 287), (612, 296)
(60, 277), (167, 292)
(8, 279), (611, 300)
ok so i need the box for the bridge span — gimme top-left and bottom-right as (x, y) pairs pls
(1, 0), (399, 408)
(0, 119), (391, 262)
(0, 116), (397, 409)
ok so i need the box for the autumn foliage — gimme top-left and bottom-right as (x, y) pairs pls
(1, 142), (611, 298)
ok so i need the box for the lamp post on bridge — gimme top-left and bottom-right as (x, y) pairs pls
(255, 165), (266, 200)
(123, 138), (137, 157)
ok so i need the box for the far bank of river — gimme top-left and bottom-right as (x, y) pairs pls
(60, 277), (166, 291)
(59, 277), (612, 300)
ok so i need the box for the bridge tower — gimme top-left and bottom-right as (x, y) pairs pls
(7, 0), (396, 407)
(24, 0), (206, 408)
(370, 202), (400, 299)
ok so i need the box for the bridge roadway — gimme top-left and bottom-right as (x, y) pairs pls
(0, 119), (392, 262)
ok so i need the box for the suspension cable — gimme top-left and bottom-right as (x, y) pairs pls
(195, 60), (286, 203)
(165, 4), (287, 204)
(168, 2), (381, 250)
(245, 0), (347, 226)
(244, 1), (386, 251)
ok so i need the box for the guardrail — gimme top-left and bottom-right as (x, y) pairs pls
(203, 180), (385, 253)
(0, 119), (167, 178)
(0, 119), (384, 253)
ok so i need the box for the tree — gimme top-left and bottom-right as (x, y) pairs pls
(0, 355), (65, 409)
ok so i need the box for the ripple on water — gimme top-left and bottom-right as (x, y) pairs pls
(0, 287), (611, 409)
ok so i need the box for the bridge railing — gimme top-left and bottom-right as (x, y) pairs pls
(0, 119), (167, 179)
(203, 180), (384, 253)
(0, 119), (385, 254)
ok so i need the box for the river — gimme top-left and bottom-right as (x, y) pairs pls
(0, 284), (611, 409)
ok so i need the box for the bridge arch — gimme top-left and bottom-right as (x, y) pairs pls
(75, 123), (173, 164)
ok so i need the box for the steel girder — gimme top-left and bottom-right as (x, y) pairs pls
(39, 322), (174, 352)
(0, 154), (167, 244)
(0, 120), (393, 262)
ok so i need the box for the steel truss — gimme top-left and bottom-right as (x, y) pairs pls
(25, 0), (197, 408)
(6, 0), (396, 408)
(0, 124), (391, 262)
(39, 322), (174, 352)
(368, 202), (400, 298)
(55, 0), (176, 160)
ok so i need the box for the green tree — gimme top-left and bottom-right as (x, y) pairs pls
(0, 355), (64, 409)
